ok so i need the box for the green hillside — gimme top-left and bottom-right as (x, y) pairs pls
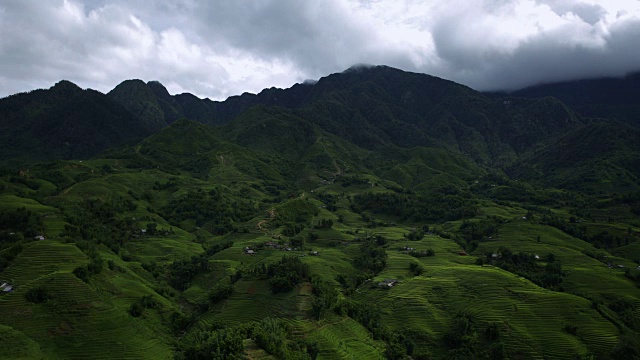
(1, 66), (640, 359)
(0, 81), (153, 165)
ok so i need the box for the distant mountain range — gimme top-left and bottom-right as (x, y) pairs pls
(495, 72), (640, 126)
(1, 65), (639, 194)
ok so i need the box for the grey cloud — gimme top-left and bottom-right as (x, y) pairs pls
(435, 16), (640, 91)
(191, 1), (382, 74)
(570, 3), (608, 25)
(426, 1), (640, 91)
(541, 1), (608, 25)
(0, 0), (235, 98)
(1, 0), (640, 99)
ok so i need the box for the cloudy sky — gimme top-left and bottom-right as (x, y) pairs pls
(1, 0), (640, 99)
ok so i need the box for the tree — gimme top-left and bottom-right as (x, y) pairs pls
(146, 222), (157, 235)
(24, 286), (51, 303)
(73, 265), (90, 282)
(611, 335), (640, 360)
(129, 302), (144, 317)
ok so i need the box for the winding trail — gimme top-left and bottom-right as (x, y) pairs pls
(256, 208), (276, 232)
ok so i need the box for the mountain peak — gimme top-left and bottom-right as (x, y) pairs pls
(343, 63), (377, 73)
(110, 79), (148, 92)
(107, 79), (168, 132)
(51, 80), (82, 94)
(147, 80), (171, 99)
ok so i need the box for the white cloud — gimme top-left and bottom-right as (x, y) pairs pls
(1, 0), (640, 99)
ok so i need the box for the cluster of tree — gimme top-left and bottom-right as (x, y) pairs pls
(409, 249), (435, 258)
(164, 242), (233, 291)
(310, 276), (338, 320)
(37, 169), (75, 191)
(340, 299), (384, 337)
(314, 192), (339, 211)
(404, 226), (429, 241)
(409, 262), (425, 276)
(168, 254), (210, 291)
(337, 300), (423, 359)
(541, 212), (633, 249)
(273, 198), (319, 226)
(8, 176), (41, 191)
(352, 239), (387, 275)
(60, 197), (138, 253)
(152, 179), (179, 191)
(253, 318), (319, 359)
(141, 222), (174, 237)
(0, 207), (44, 240)
(472, 177), (560, 206)
(168, 311), (195, 336)
(358, 212), (394, 228)
(582, 249), (609, 262)
(128, 295), (161, 317)
(336, 272), (368, 295)
(459, 218), (501, 242)
(607, 296), (639, 330)
(0, 243), (23, 272)
(24, 286), (51, 303)
(351, 189), (477, 223)
(289, 235), (305, 249)
(612, 191), (640, 216)
(540, 211), (585, 234)
(281, 223), (304, 237)
(252, 256), (311, 293)
(207, 283), (234, 305)
(478, 247), (564, 290)
(313, 218), (333, 229)
(442, 312), (509, 359)
(624, 268), (640, 289)
(205, 241), (233, 257)
(73, 253), (104, 283)
(160, 188), (256, 235)
(174, 324), (247, 359)
(611, 335), (640, 360)
(589, 230), (633, 249)
(455, 217), (502, 252)
(175, 318), (319, 360)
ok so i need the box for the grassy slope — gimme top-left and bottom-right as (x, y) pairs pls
(1, 120), (638, 359)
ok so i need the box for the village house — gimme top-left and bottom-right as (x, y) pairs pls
(1, 282), (14, 292)
(377, 279), (398, 288)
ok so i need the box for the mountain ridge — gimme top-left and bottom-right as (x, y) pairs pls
(1, 65), (638, 193)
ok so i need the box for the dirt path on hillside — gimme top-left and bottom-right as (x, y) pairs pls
(256, 208), (276, 232)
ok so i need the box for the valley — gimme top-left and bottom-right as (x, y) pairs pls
(1, 66), (639, 359)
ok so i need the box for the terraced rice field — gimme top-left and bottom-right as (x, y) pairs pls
(356, 262), (621, 359)
(0, 240), (173, 360)
(1, 240), (87, 284)
(306, 318), (384, 360)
